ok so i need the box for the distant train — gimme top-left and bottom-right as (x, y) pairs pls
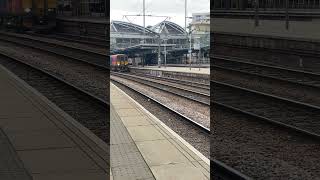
(0, 0), (56, 32)
(110, 54), (129, 72)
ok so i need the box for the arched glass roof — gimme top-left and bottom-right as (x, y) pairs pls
(111, 21), (156, 35)
(151, 21), (186, 35)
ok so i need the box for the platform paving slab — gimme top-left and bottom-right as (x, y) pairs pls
(111, 83), (210, 180)
(121, 115), (154, 127)
(127, 125), (166, 142)
(0, 128), (32, 180)
(0, 64), (108, 179)
(150, 162), (208, 180)
(110, 105), (155, 180)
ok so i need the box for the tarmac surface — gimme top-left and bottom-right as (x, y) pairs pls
(0, 64), (108, 180)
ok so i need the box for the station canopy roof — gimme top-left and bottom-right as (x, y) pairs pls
(111, 20), (187, 36)
(151, 21), (187, 35)
(111, 21), (156, 35)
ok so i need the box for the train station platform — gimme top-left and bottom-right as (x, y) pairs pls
(0, 65), (108, 179)
(129, 66), (210, 84)
(131, 66), (210, 75)
(110, 83), (210, 180)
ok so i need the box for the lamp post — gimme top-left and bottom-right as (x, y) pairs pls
(285, 0), (289, 30)
(105, 0), (108, 18)
(189, 32), (192, 70)
(164, 38), (167, 68)
(254, 0), (259, 27)
(143, 0), (146, 44)
(158, 34), (161, 68)
(185, 0), (187, 32)
(197, 37), (201, 71)
(44, 0), (48, 24)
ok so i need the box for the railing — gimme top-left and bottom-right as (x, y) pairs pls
(212, 0), (320, 10)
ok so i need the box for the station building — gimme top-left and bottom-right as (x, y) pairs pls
(212, 0), (320, 75)
(57, 0), (106, 17)
(212, 0), (320, 39)
(111, 20), (190, 65)
(55, 0), (108, 38)
(190, 12), (210, 64)
(111, 20), (188, 50)
(110, 20), (158, 49)
(111, 18), (211, 66)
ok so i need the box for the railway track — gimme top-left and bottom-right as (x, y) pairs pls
(129, 72), (210, 90)
(213, 60), (320, 107)
(0, 51), (109, 142)
(27, 32), (108, 49)
(214, 56), (320, 88)
(213, 80), (320, 138)
(212, 81), (320, 179)
(0, 32), (108, 69)
(111, 77), (210, 133)
(111, 72), (210, 105)
(212, 160), (252, 180)
(213, 42), (320, 73)
(212, 100), (320, 179)
(212, 56), (320, 178)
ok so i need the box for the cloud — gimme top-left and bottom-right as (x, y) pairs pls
(111, 0), (209, 27)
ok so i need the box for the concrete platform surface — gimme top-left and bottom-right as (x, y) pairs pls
(0, 64), (108, 180)
(56, 16), (108, 24)
(131, 66), (210, 75)
(110, 83), (210, 180)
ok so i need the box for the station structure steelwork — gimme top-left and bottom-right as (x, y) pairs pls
(212, 0), (320, 66)
(57, 0), (107, 17)
(111, 20), (189, 65)
(212, 0), (320, 35)
(212, 0), (320, 10)
(110, 20), (188, 50)
(111, 19), (210, 65)
(151, 21), (188, 49)
(110, 21), (158, 49)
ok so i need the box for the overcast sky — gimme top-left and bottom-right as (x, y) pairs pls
(111, 0), (210, 28)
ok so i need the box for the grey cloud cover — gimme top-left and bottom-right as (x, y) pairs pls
(111, 0), (209, 26)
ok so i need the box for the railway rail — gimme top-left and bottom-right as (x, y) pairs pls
(212, 159), (252, 180)
(212, 53), (320, 178)
(213, 80), (320, 138)
(214, 56), (320, 88)
(0, 51), (109, 142)
(129, 71), (210, 90)
(213, 42), (320, 72)
(111, 72), (210, 105)
(0, 32), (108, 69)
(212, 81), (320, 178)
(212, 100), (320, 179)
(213, 57), (320, 107)
(27, 32), (108, 49)
(111, 77), (210, 133)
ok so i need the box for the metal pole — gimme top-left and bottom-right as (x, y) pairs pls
(185, 0), (187, 32)
(158, 35), (161, 68)
(44, 0), (48, 24)
(189, 32), (192, 70)
(164, 39), (167, 68)
(285, 0), (289, 30)
(143, 0), (146, 44)
(254, 0), (259, 27)
(198, 38), (201, 71)
(105, 0), (108, 18)
(62, 0), (64, 15)
(32, 0), (36, 25)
